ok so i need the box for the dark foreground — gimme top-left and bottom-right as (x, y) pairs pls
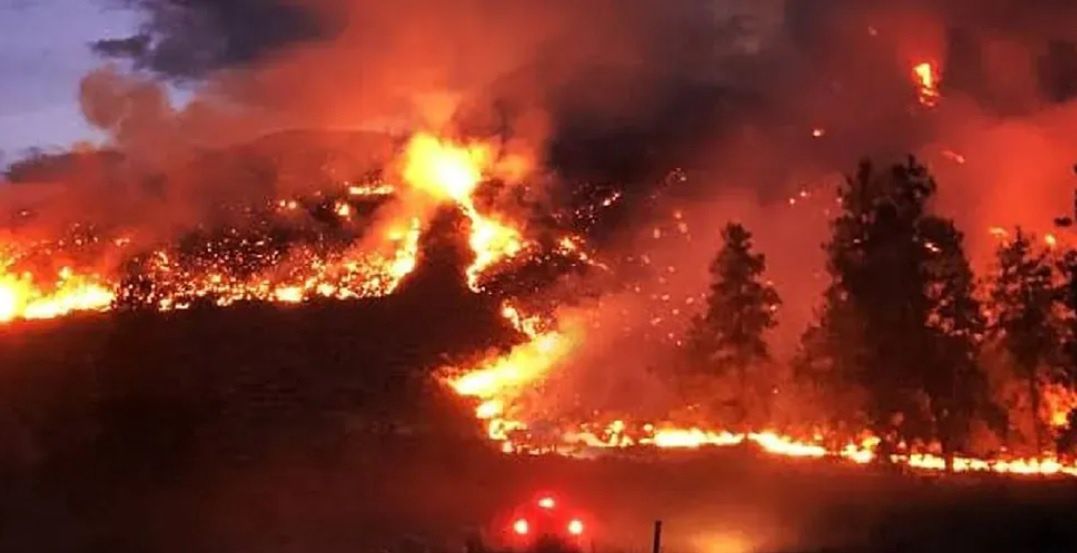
(0, 290), (1074, 553)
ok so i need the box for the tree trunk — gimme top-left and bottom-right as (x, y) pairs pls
(939, 412), (955, 474)
(1029, 371), (1043, 452)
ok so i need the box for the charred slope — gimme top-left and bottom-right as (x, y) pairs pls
(0, 220), (511, 551)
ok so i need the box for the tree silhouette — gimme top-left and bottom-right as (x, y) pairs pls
(920, 217), (997, 461)
(799, 158), (996, 460)
(687, 223), (780, 421)
(987, 229), (1061, 451)
(1056, 250), (1076, 386)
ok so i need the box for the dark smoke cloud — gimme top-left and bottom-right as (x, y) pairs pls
(70, 0), (772, 232)
(7, 0), (1074, 302)
(92, 0), (332, 78)
(90, 0), (1077, 148)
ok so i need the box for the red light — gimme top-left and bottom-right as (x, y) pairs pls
(567, 519), (584, 536)
(537, 496), (556, 509)
(513, 519), (529, 535)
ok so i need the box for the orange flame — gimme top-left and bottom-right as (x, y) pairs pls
(913, 61), (941, 108)
(443, 300), (1077, 478)
(0, 131), (538, 324)
(399, 133), (526, 291)
(0, 264), (114, 323)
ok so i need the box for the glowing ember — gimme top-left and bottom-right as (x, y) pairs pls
(913, 61), (941, 108)
(941, 149), (967, 164)
(0, 131), (530, 324)
(0, 195), (421, 323)
(988, 226), (1011, 240)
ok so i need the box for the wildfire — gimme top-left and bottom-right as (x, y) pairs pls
(0, 263), (114, 323)
(0, 131), (555, 324)
(123, 216), (423, 313)
(645, 428), (744, 448)
(442, 300), (1077, 478)
(913, 61), (941, 108)
(399, 133), (526, 291)
(2, 127), (1074, 481)
(445, 314), (577, 448)
(1045, 384), (1077, 430)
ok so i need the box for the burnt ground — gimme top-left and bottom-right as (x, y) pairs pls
(0, 268), (1075, 553)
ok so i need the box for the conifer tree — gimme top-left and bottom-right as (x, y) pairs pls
(799, 158), (996, 459)
(987, 229), (1060, 451)
(688, 223), (781, 386)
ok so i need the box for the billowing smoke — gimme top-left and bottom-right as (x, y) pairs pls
(3, 0), (1076, 385)
(92, 0), (331, 79)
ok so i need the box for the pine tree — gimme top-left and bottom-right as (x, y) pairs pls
(798, 158), (995, 459)
(1053, 179), (1076, 449)
(799, 159), (936, 445)
(1050, 245), (1076, 453)
(987, 229), (1060, 451)
(919, 217), (997, 460)
(1056, 248), (1076, 384)
(688, 223), (781, 387)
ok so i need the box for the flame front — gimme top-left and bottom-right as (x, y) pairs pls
(0, 259), (114, 323)
(442, 302), (1077, 477)
(0, 132), (533, 323)
(2, 130), (1075, 480)
(445, 302), (579, 449)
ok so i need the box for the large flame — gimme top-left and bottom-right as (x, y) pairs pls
(0, 261), (114, 323)
(401, 133), (489, 204)
(399, 133), (526, 291)
(445, 302), (579, 450)
(1045, 384), (1077, 430)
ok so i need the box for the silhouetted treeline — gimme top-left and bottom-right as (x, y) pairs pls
(689, 158), (1076, 460)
